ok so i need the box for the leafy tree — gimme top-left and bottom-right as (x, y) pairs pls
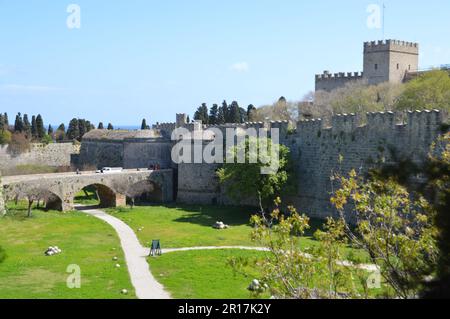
(422, 133), (450, 298)
(0, 129), (12, 145)
(396, 70), (450, 112)
(331, 169), (438, 299)
(209, 104), (219, 125)
(217, 137), (291, 212)
(56, 124), (66, 142)
(41, 134), (53, 145)
(107, 123), (114, 130)
(36, 114), (45, 139)
(97, 122), (104, 130)
(229, 198), (363, 299)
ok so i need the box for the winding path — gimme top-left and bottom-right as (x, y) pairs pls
(78, 206), (378, 299)
(79, 206), (171, 299)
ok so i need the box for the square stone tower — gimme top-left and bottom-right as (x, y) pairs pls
(363, 40), (419, 85)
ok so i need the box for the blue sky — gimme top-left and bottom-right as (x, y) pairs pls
(0, 0), (449, 126)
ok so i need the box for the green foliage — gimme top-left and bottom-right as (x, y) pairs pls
(396, 70), (450, 112)
(217, 137), (291, 211)
(36, 114), (45, 139)
(230, 199), (366, 299)
(41, 134), (53, 145)
(422, 133), (450, 298)
(141, 119), (149, 130)
(107, 123), (114, 130)
(0, 129), (12, 145)
(331, 170), (438, 298)
(194, 103), (209, 124)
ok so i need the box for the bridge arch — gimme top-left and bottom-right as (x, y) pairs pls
(72, 182), (126, 209)
(125, 179), (164, 206)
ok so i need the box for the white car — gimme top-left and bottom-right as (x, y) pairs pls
(96, 167), (123, 174)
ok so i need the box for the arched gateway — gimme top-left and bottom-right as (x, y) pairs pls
(1, 169), (173, 211)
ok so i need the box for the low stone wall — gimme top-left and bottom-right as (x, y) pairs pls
(0, 143), (80, 171)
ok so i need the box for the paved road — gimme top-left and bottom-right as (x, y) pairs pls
(78, 206), (171, 300)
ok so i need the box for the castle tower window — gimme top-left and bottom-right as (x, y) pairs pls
(397, 63), (400, 70)
(375, 64), (378, 70)
(408, 65), (411, 70)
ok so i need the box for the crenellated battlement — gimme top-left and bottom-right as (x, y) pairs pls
(364, 39), (419, 55)
(293, 110), (446, 138)
(315, 71), (364, 81)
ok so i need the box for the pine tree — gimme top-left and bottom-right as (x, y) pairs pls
(107, 123), (114, 130)
(247, 104), (257, 121)
(67, 118), (80, 141)
(229, 101), (241, 123)
(36, 114), (45, 139)
(187, 115), (190, 123)
(98, 122), (104, 130)
(217, 106), (226, 124)
(48, 124), (54, 135)
(194, 103), (209, 124)
(209, 104), (219, 125)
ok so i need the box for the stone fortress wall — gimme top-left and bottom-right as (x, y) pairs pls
(173, 110), (447, 219)
(0, 143), (80, 171)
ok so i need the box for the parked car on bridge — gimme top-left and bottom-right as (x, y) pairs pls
(95, 167), (123, 174)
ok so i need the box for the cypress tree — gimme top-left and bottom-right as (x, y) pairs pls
(14, 113), (23, 132)
(36, 114), (45, 139)
(107, 123), (114, 130)
(0, 114), (4, 131)
(48, 124), (54, 135)
(31, 115), (37, 138)
(98, 122), (104, 130)
(247, 104), (257, 121)
(141, 119), (148, 130)
(3, 113), (8, 127)
(23, 114), (31, 138)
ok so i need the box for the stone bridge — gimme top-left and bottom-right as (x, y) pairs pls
(1, 169), (173, 211)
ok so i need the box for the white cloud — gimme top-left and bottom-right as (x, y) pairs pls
(230, 62), (250, 73)
(0, 84), (64, 93)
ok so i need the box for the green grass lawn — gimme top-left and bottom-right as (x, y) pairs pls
(0, 203), (136, 299)
(149, 249), (386, 299)
(107, 205), (369, 262)
(148, 249), (268, 299)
